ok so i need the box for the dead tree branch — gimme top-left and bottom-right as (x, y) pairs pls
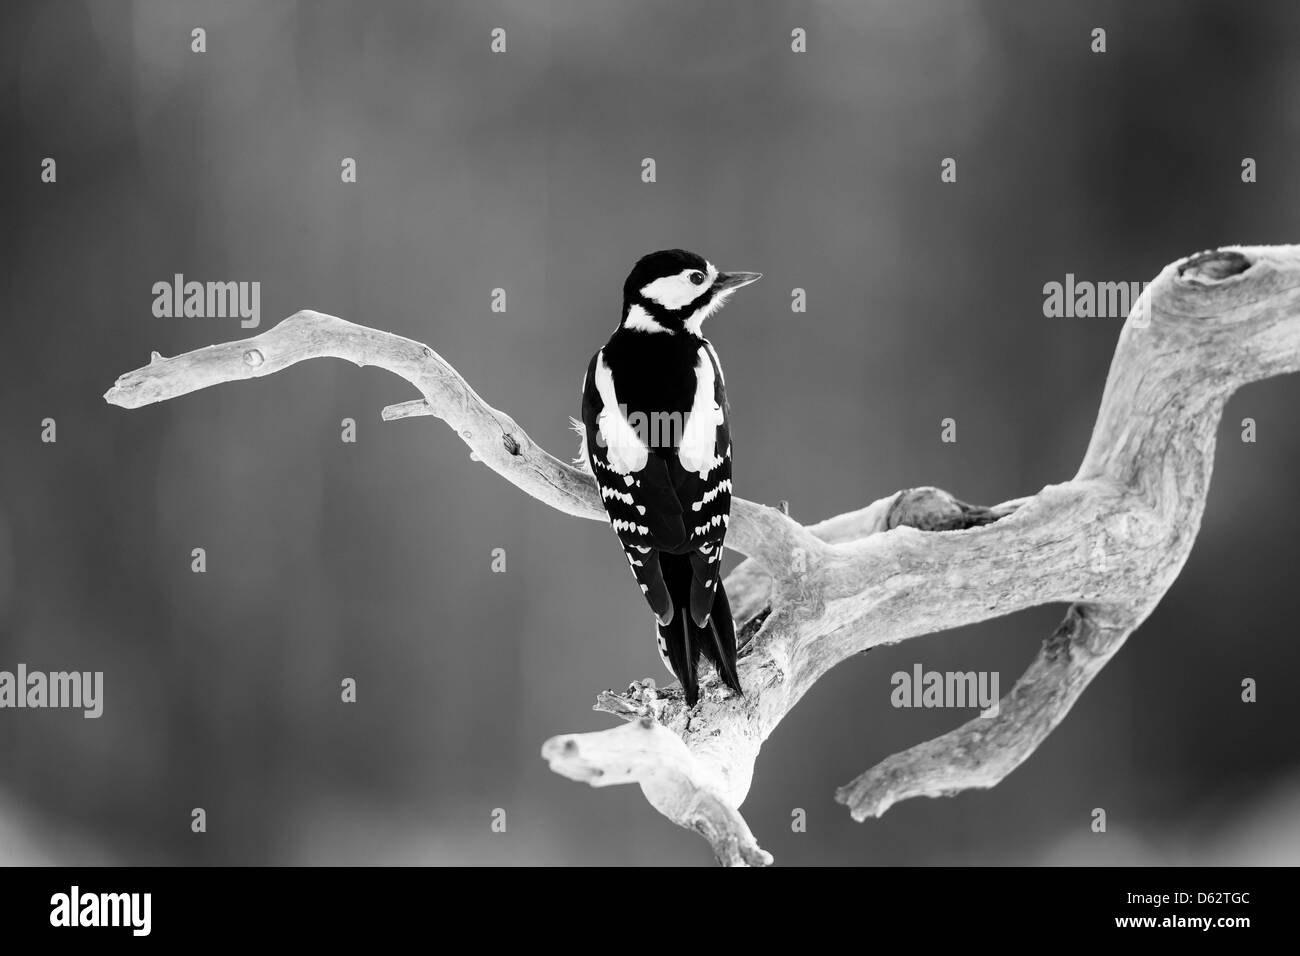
(105, 245), (1300, 865)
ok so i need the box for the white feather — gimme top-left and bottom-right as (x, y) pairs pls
(594, 351), (649, 473)
(639, 263), (717, 311)
(677, 347), (723, 477)
(623, 303), (671, 333)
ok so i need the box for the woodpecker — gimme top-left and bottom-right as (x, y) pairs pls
(577, 249), (762, 707)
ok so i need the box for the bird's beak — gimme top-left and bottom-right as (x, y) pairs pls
(713, 271), (763, 292)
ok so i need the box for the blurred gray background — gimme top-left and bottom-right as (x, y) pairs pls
(3, 0), (1299, 866)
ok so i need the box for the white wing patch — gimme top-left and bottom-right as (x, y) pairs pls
(594, 351), (649, 474)
(601, 485), (635, 505)
(693, 513), (726, 537)
(677, 347), (724, 477)
(691, 478), (732, 511)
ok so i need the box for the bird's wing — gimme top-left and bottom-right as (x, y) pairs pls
(674, 342), (733, 627)
(581, 350), (687, 623)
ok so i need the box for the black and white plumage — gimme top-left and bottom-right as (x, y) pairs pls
(578, 249), (761, 707)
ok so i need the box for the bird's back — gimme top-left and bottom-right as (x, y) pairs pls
(598, 328), (709, 430)
(579, 248), (756, 706)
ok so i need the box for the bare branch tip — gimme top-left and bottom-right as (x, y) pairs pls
(97, 247), (1295, 862)
(1178, 249), (1253, 284)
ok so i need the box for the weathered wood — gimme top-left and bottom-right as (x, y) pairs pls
(105, 245), (1300, 865)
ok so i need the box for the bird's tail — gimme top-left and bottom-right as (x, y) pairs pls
(657, 552), (743, 707)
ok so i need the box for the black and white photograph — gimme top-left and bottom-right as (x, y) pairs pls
(2, 0), (1294, 934)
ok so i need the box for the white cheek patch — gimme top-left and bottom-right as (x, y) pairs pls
(684, 288), (734, 336)
(677, 347), (724, 477)
(594, 352), (649, 474)
(639, 263), (717, 311)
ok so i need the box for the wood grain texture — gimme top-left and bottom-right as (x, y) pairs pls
(106, 245), (1300, 865)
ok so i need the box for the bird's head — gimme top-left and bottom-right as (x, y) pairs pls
(621, 249), (761, 335)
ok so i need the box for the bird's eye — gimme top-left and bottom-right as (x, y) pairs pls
(689, 271), (705, 285)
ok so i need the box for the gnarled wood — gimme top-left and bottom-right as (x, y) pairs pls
(105, 245), (1300, 865)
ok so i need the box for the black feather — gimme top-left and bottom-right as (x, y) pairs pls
(656, 552), (741, 706)
(579, 279), (740, 705)
(705, 580), (741, 695)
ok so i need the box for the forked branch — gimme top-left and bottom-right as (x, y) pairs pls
(105, 245), (1300, 865)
